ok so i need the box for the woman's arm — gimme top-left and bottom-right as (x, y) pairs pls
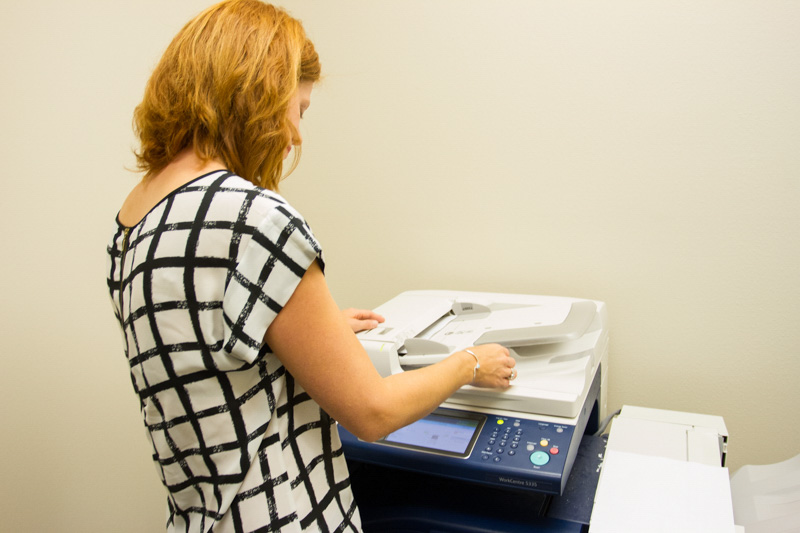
(264, 260), (515, 442)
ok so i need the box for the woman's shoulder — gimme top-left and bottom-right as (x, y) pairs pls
(208, 173), (308, 227)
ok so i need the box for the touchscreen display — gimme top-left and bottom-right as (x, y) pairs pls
(380, 411), (485, 457)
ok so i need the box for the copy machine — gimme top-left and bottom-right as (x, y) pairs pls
(338, 290), (609, 508)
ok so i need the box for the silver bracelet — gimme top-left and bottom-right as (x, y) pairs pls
(465, 349), (480, 382)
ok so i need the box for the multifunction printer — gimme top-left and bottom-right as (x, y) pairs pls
(338, 290), (609, 496)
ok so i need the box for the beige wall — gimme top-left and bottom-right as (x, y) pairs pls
(1, 1), (797, 531)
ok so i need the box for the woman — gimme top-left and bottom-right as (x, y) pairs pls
(107, 1), (516, 531)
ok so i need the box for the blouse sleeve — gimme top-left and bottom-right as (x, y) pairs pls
(222, 203), (324, 364)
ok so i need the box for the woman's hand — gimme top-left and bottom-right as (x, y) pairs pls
(463, 344), (517, 389)
(342, 308), (385, 333)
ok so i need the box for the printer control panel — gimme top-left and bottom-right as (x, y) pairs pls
(475, 414), (575, 492)
(339, 407), (578, 495)
(482, 417), (570, 467)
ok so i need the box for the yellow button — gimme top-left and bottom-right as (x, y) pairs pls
(540, 439), (549, 447)
(497, 419), (505, 425)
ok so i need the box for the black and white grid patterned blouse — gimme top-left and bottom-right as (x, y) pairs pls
(106, 171), (360, 532)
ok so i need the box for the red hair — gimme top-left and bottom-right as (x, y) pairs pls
(133, 0), (320, 190)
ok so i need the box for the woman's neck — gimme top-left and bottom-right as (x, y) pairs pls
(118, 148), (227, 227)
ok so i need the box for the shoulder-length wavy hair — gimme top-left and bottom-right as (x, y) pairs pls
(133, 0), (320, 190)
